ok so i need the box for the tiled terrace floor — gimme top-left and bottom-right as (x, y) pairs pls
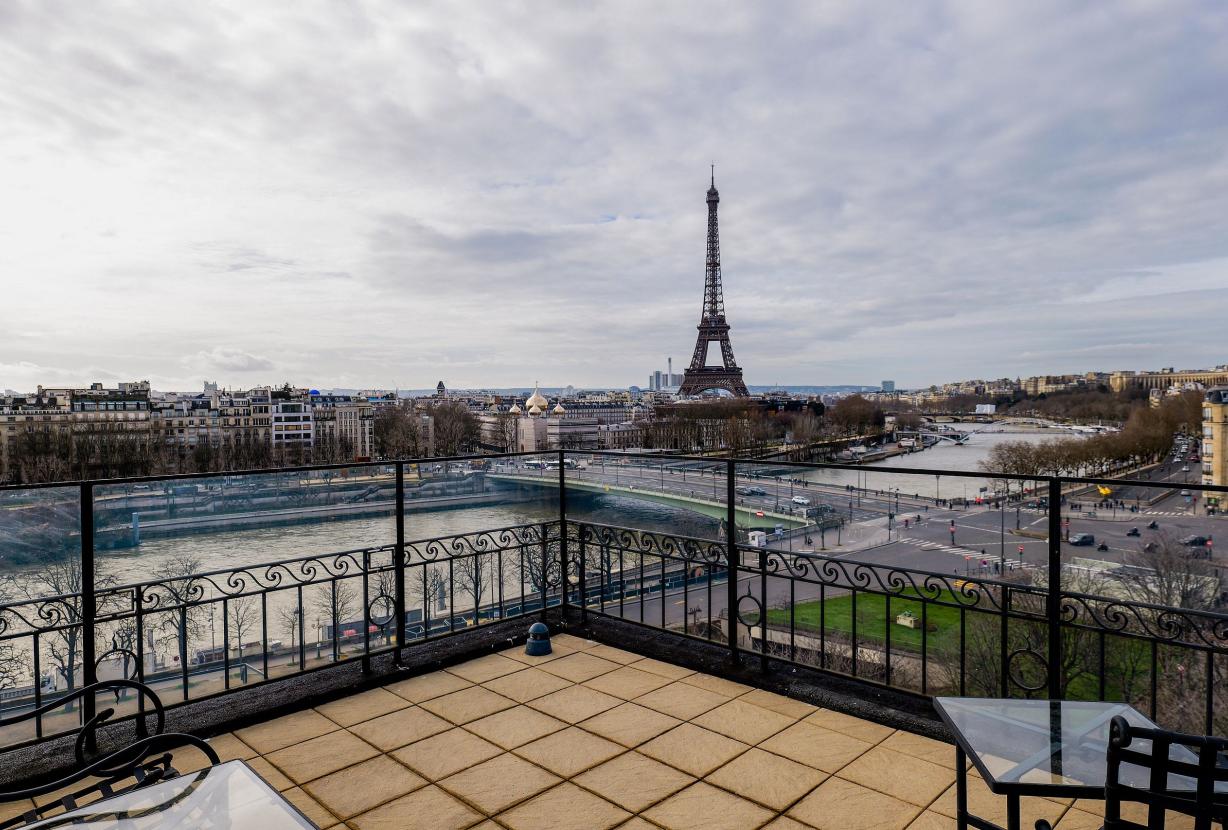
(3, 634), (1185, 830)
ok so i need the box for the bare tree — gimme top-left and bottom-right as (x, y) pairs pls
(310, 580), (360, 659)
(277, 602), (303, 662)
(227, 596), (258, 661)
(145, 553), (209, 669)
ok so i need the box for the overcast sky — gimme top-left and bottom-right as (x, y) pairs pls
(2, 2), (1227, 394)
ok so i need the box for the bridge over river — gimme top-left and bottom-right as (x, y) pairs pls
(487, 473), (809, 531)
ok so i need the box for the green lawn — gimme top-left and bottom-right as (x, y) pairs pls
(764, 588), (965, 652)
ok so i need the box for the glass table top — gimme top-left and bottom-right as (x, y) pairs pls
(26, 760), (317, 829)
(934, 697), (1210, 794)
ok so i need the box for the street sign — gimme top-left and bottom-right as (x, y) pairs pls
(1017, 544), (1025, 555)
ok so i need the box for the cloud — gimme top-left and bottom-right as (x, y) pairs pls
(1, 1), (1226, 390)
(185, 348), (276, 374)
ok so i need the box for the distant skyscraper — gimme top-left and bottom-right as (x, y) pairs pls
(881, 380), (895, 393)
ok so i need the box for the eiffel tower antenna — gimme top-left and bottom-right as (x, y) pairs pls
(678, 168), (749, 397)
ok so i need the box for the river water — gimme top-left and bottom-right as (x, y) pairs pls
(796, 424), (1063, 500)
(86, 423), (1063, 584)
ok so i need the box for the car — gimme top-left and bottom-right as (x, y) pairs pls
(1181, 490), (1191, 497)
(1068, 533), (1095, 546)
(1180, 535), (1208, 547)
(1181, 465), (1190, 472)
(791, 496), (811, 506)
(1126, 527), (1140, 537)
(735, 487), (754, 496)
(745, 486), (768, 496)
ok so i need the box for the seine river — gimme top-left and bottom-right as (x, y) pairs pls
(90, 423), (1063, 584)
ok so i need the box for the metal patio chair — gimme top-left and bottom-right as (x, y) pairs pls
(0, 679), (219, 828)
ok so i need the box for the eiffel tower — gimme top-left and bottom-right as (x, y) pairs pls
(678, 168), (750, 397)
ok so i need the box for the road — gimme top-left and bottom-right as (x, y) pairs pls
(567, 459), (1221, 634)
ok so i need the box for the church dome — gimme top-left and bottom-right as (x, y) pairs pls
(508, 403), (522, 415)
(527, 404), (543, 416)
(552, 402), (566, 415)
(525, 382), (547, 410)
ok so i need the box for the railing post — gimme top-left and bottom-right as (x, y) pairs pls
(79, 482), (97, 742)
(394, 462), (406, 664)
(558, 450), (568, 616)
(1046, 477), (1063, 699)
(726, 459), (739, 662)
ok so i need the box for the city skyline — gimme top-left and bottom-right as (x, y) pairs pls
(3, 3), (1228, 392)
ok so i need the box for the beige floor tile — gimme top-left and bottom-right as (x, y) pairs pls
(246, 756), (294, 790)
(693, 698), (796, 745)
(615, 819), (663, 830)
(552, 633), (600, 650)
(515, 726), (625, 777)
(304, 754), (427, 819)
(498, 782), (631, 830)
(316, 687), (410, 727)
(538, 651), (623, 683)
(738, 689), (819, 720)
(838, 746), (955, 806)
(759, 721), (873, 773)
(1072, 798), (1194, 828)
(391, 727), (503, 780)
(762, 818), (814, 830)
(348, 704), (452, 751)
(236, 709), (339, 754)
(803, 708), (894, 743)
(384, 670), (472, 703)
(905, 810), (958, 829)
(446, 653), (528, 683)
(1070, 795), (1193, 825)
(528, 684), (623, 723)
(789, 777), (920, 830)
(265, 729), (380, 784)
(483, 666), (573, 702)
(639, 723), (750, 777)
(281, 787), (337, 828)
(420, 685), (516, 724)
(501, 643), (576, 665)
(706, 747), (826, 811)
(350, 785), (482, 830)
(439, 752), (561, 814)
(206, 732), (257, 761)
(633, 681), (729, 720)
(464, 705), (568, 750)
(644, 781), (775, 830)
(631, 657), (695, 680)
(574, 751), (695, 812)
(679, 673), (753, 698)
(584, 643), (643, 664)
(168, 742), (221, 775)
(880, 730), (957, 769)
(1053, 809), (1104, 830)
(930, 776), (1065, 829)
(579, 702), (683, 747)
(0, 799), (35, 824)
(584, 665), (675, 699)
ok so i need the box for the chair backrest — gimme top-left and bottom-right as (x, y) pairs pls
(0, 680), (219, 828)
(1105, 715), (1228, 830)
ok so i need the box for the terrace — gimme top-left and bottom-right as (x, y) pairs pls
(1, 451), (1225, 828)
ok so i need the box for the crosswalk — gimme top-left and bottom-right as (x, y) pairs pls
(898, 536), (978, 557)
(897, 536), (1038, 568)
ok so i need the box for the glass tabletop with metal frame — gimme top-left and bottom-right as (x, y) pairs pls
(22, 760), (317, 829)
(933, 697), (1200, 830)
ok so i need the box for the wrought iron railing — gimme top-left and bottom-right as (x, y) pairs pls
(1, 449), (1226, 748)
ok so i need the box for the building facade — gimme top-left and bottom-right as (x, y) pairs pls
(1202, 387), (1228, 492)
